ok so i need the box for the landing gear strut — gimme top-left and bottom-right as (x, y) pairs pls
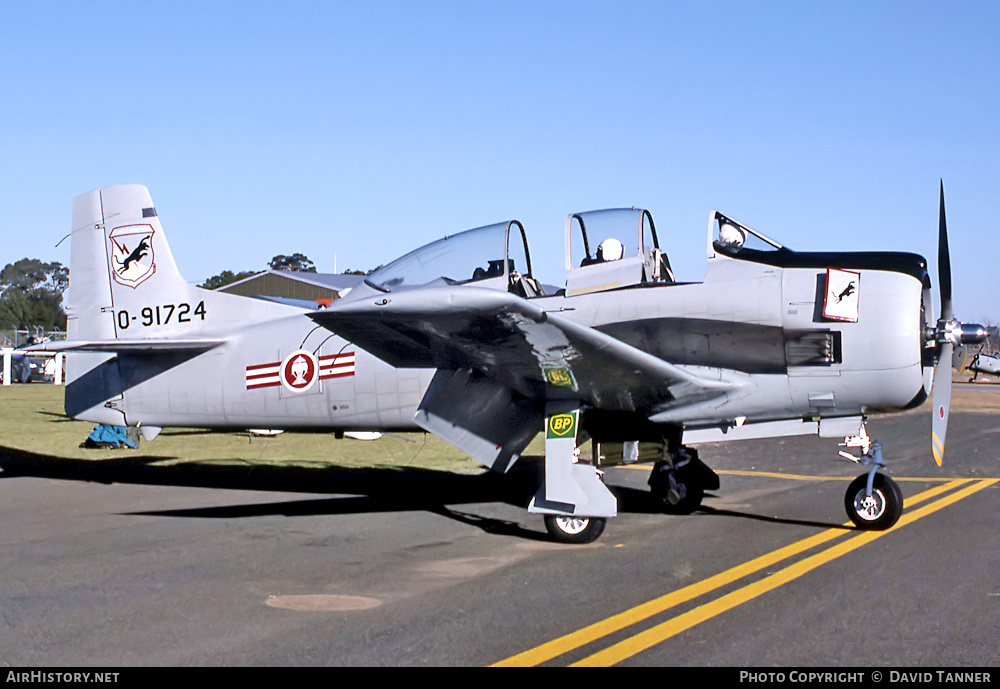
(529, 405), (617, 543)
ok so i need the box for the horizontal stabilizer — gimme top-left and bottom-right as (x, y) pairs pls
(26, 338), (225, 354)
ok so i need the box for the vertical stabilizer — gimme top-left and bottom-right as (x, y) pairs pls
(67, 184), (295, 343)
(63, 184), (295, 423)
(67, 184), (187, 340)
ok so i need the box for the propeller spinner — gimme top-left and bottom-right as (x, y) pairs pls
(929, 181), (987, 465)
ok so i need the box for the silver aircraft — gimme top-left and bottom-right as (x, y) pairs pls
(31, 183), (985, 543)
(959, 347), (1000, 382)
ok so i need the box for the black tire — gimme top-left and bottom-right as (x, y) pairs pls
(649, 460), (706, 515)
(543, 515), (607, 544)
(844, 473), (903, 530)
(661, 485), (705, 515)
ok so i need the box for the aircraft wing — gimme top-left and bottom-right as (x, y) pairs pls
(312, 286), (737, 414)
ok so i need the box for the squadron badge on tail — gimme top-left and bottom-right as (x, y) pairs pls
(108, 224), (156, 288)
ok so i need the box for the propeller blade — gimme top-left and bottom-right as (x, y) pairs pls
(931, 342), (952, 466)
(938, 180), (953, 321)
(929, 182), (986, 466)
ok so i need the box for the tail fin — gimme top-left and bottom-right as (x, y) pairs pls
(67, 184), (188, 340)
(63, 184), (295, 422)
(67, 184), (294, 340)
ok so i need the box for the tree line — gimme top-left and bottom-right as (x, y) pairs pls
(0, 259), (68, 331)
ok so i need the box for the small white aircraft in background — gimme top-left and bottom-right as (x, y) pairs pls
(30, 182), (985, 543)
(957, 345), (1000, 382)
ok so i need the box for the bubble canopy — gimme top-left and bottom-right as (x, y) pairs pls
(365, 220), (533, 293)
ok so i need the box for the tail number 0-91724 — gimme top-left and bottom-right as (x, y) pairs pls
(116, 301), (206, 330)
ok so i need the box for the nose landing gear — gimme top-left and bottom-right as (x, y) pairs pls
(839, 424), (904, 530)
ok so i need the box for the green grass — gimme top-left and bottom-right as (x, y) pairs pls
(0, 384), (506, 473)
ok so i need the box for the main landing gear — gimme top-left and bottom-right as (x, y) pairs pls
(543, 514), (607, 544)
(647, 445), (719, 515)
(529, 405), (617, 544)
(543, 441), (719, 542)
(839, 424), (903, 530)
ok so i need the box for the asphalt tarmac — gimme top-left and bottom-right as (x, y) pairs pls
(1, 388), (998, 667)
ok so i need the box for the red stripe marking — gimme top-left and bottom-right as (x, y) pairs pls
(246, 361), (280, 371)
(247, 380), (281, 389)
(246, 370), (279, 379)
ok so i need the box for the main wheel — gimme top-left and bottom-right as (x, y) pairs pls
(844, 473), (903, 530)
(660, 484), (704, 515)
(649, 461), (705, 515)
(543, 515), (606, 544)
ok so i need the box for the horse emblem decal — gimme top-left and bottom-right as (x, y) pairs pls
(108, 224), (157, 288)
(823, 267), (861, 322)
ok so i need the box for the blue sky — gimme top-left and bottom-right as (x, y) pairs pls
(2, 1), (999, 323)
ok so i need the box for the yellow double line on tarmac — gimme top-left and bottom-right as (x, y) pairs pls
(493, 478), (997, 667)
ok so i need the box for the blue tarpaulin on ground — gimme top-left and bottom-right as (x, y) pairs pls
(82, 424), (137, 449)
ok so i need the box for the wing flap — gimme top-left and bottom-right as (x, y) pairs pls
(415, 368), (543, 472)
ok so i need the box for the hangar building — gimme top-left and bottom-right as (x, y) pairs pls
(216, 271), (365, 306)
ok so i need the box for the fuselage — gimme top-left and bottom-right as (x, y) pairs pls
(78, 251), (928, 435)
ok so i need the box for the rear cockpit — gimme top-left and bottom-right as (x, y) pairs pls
(564, 208), (674, 296)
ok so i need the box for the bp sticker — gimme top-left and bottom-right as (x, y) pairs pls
(546, 412), (578, 439)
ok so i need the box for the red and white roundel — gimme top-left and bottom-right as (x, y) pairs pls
(279, 350), (318, 393)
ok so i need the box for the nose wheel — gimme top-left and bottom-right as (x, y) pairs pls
(844, 473), (903, 530)
(839, 424), (903, 530)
